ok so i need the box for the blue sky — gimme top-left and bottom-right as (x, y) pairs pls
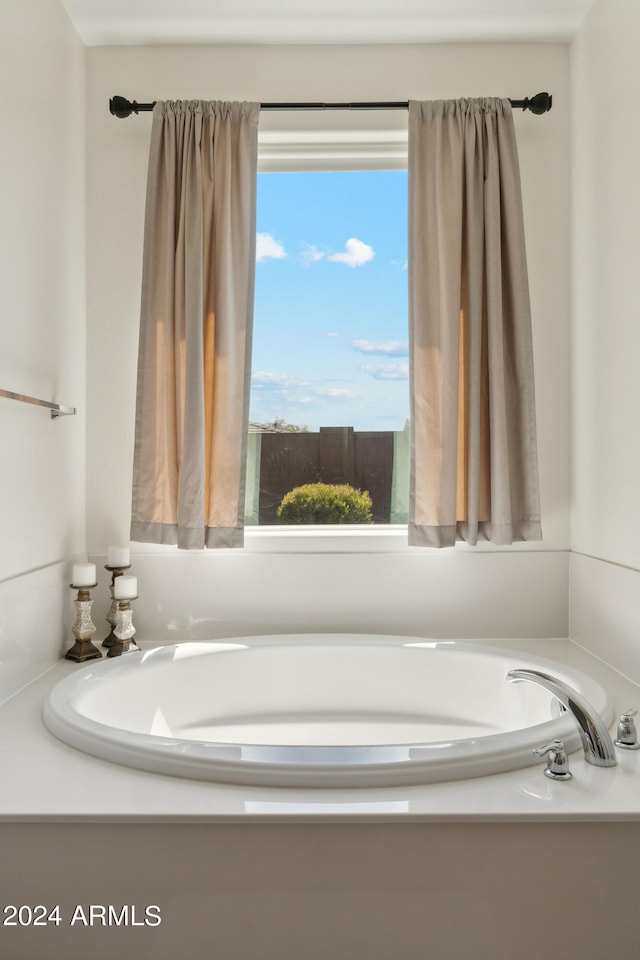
(251, 170), (409, 432)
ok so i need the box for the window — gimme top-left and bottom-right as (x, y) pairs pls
(245, 169), (409, 527)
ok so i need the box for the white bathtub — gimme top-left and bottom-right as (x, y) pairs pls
(42, 635), (612, 788)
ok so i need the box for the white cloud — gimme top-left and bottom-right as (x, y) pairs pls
(300, 243), (326, 265)
(252, 371), (306, 388)
(256, 232), (287, 262)
(319, 387), (358, 399)
(298, 238), (374, 268)
(361, 362), (409, 381)
(351, 339), (408, 357)
(251, 370), (360, 415)
(327, 237), (375, 268)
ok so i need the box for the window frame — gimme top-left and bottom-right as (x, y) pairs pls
(248, 126), (410, 551)
(257, 128), (408, 174)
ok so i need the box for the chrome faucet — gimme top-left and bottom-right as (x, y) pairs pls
(615, 710), (640, 750)
(534, 739), (572, 780)
(506, 668), (617, 767)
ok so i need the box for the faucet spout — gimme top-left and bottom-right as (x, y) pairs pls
(506, 668), (617, 767)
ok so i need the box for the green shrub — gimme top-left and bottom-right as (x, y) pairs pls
(276, 483), (373, 525)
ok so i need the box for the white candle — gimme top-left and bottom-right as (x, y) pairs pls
(108, 545), (130, 567)
(114, 575), (137, 600)
(72, 563), (96, 587)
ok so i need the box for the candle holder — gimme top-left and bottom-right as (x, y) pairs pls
(66, 583), (103, 663)
(107, 596), (139, 658)
(103, 564), (131, 648)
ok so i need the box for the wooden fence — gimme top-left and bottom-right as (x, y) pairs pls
(256, 426), (395, 524)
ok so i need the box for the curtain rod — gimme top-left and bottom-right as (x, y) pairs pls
(109, 92), (552, 118)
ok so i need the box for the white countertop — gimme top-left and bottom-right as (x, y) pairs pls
(2, 638), (640, 823)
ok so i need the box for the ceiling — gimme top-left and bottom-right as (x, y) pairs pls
(59, 0), (594, 46)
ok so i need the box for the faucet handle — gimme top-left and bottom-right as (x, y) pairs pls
(534, 738), (573, 780)
(615, 710), (640, 750)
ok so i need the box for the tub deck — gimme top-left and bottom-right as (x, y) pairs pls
(1, 637), (639, 822)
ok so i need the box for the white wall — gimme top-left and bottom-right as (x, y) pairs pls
(0, 0), (86, 699)
(570, 0), (640, 682)
(85, 43), (572, 643)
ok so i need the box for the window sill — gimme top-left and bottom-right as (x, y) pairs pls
(128, 527), (550, 556)
(244, 524), (410, 553)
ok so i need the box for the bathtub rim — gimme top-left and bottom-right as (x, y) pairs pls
(42, 635), (613, 788)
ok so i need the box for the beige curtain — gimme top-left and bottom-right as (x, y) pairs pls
(130, 100), (259, 549)
(408, 98), (541, 547)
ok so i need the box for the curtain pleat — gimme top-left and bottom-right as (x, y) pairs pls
(130, 100), (259, 549)
(408, 98), (541, 547)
